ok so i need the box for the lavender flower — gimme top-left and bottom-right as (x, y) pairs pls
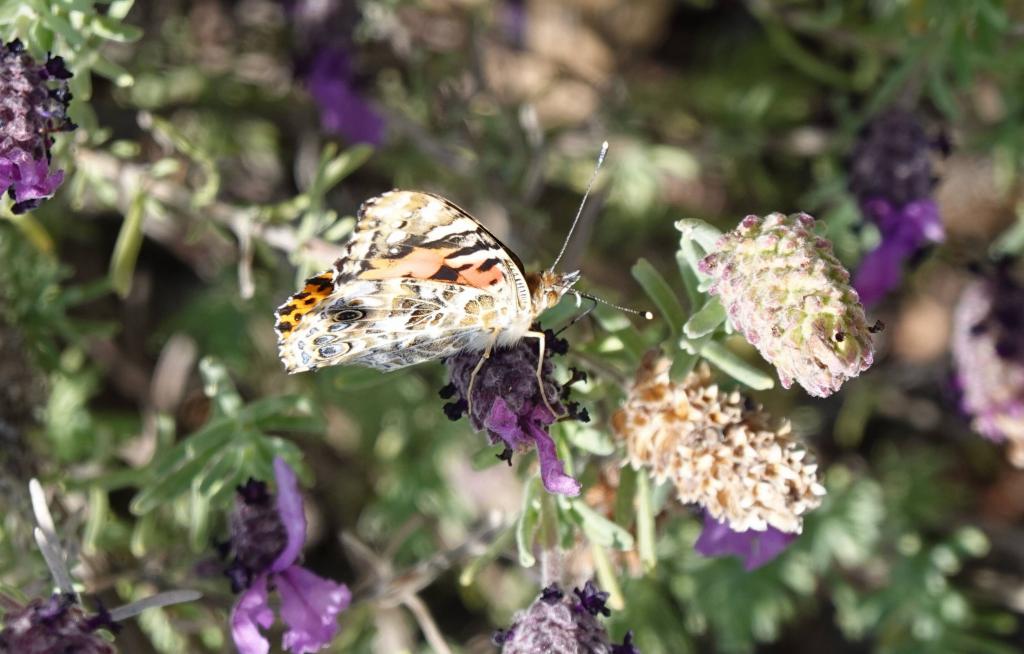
(0, 40), (75, 214)
(0, 594), (116, 654)
(226, 457), (350, 654)
(848, 109), (947, 305)
(952, 264), (1024, 466)
(441, 331), (588, 496)
(694, 513), (796, 571)
(4, 479), (200, 653)
(304, 46), (385, 146)
(495, 582), (639, 654)
(699, 213), (876, 397)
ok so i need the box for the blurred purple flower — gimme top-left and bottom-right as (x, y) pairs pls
(305, 46), (384, 146)
(853, 198), (944, 306)
(0, 40), (75, 213)
(441, 332), (588, 496)
(227, 458), (350, 654)
(694, 513), (796, 571)
(848, 109), (947, 305)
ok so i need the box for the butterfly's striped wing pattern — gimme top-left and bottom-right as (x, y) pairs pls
(275, 191), (536, 373)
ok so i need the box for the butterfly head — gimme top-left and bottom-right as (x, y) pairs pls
(529, 269), (581, 314)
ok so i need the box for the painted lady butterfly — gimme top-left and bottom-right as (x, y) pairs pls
(274, 189), (581, 401)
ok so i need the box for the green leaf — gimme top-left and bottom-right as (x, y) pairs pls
(90, 15), (143, 42)
(130, 424), (234, 514)
(631, 258), (685, 334)
(108, 192), (146, 298)
(516, 480), (540, 567)
(562, 423), (614, 456)
(636, 469), (657, 571)
(567, 498), (634, 551)
(470, 444), (508, 470)
(697, 340), (775, 390)
(683, 297), (726, 339)
(321, 144), (374, 189)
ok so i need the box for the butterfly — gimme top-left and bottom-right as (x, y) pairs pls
(274, 189), (582, 414)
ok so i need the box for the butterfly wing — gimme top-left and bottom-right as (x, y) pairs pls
(275, 191), (533, 373)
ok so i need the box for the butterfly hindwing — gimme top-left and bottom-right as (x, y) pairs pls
(276, 277), (513, 373)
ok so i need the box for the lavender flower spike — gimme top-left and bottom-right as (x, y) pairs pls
(496, 582), (640, 653)
(305, 46), (385, 146)
(4, 479), (200, 653)
(699, 212), (876, 397)
(0, 40), (75, 213)
(694, 513), (796, 571)
(442, 331), (588, 496)
(952, 267), (1024, 466)
(227, 458), (350, 654)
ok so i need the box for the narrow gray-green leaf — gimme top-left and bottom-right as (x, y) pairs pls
(683, 296), (726, 338)
(631, 258), (685, 333)
(109, 192), (146, 298)
(569, 499), (634, 551)
(91, 15), (143, 43)
(636, 469), (657, 571)
(697, 340), (775, 390)
(108, 590), (202, 622)
(516, 480), (540, 567)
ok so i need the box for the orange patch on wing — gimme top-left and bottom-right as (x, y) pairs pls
(275, 270), (335, 337)
(457, 263), (504, 289)
(359, 247), (506, 290)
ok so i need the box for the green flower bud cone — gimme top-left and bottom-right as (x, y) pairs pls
(699, 213), (875, 397)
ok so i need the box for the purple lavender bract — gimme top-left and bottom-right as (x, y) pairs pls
(694, 513), (796, 571)
(442, 331), (585, 496)
(0, 41), (74, 214)
(226, 458), (350, 654)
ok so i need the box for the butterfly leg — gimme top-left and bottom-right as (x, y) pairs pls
(523, 330), (565, 421)
(466, 334), (497, 417)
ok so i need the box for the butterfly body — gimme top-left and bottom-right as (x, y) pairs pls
(275, 190), (579, 374)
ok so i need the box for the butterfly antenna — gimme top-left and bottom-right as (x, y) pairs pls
(557, 287), (653, 320)
(549, 141), (609, 272)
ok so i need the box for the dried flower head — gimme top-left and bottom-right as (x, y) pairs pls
(952, 266), (1024, 466)
(0, 40), (75, 213)
(699, 212), (875, 397)
(612, 354), (825, 535)
(226, 458), (350, 654)
(442, 330), (588, 496)
(495, 582), (638, 654)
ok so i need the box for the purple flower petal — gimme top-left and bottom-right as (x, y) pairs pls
(4, 149), (63, 203)
(306, 47), (385, 146)
(484, 397), (520, 444)
(694, 514), (795, 570)
(276, 565), (351, 654)
(853, 238), (912, 307)
(271, 457), (306, 573)
(230, 575), (275, 654)
(854, 198), (944, 306)
(528, 420), (581, 496)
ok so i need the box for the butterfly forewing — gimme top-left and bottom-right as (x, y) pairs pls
(275, 190), (536, 374)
